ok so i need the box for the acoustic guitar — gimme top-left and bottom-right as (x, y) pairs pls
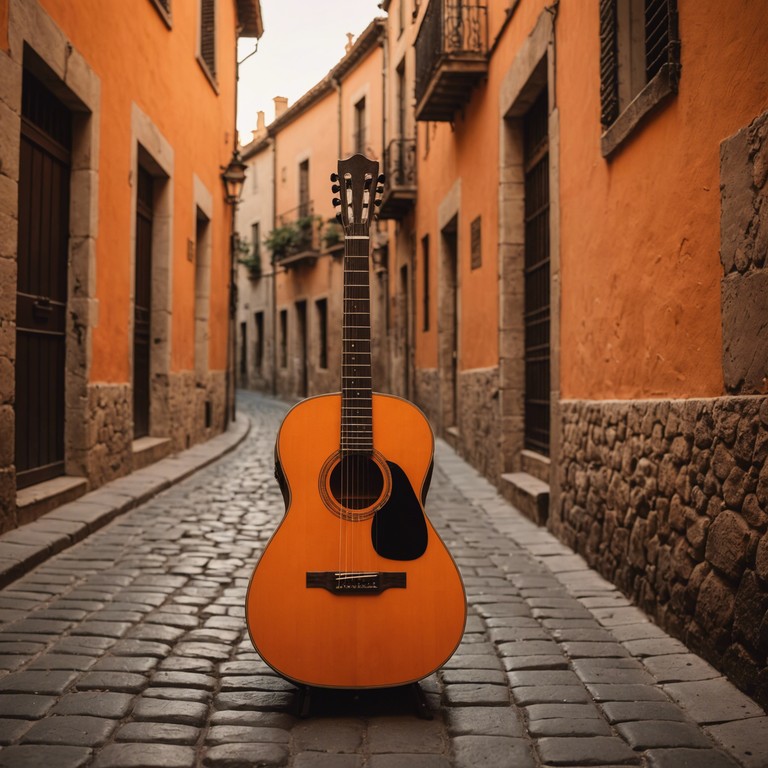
(245, 154), (466, 690)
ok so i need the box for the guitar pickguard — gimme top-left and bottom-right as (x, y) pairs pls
(370, 461), (429, 561)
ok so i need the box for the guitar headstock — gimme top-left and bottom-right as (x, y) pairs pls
(331, 154), (384, 234)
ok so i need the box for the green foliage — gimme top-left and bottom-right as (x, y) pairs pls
(265, 215), (321, 259)
(322, 218), (343, 249)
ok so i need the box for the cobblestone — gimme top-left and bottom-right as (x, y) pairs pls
(0, 392), (763, 766)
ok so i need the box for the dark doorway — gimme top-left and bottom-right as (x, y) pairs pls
(133, 165), (153, 439)
(441, 217), (459, 429)
(522, 88), (551, 456)
(296, 300), (308, 397)
(15, 70), (71, 489)
(399, 264), (410, 398)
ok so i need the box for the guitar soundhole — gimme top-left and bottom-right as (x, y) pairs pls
(319, 450), (392, 520)
(329, 454), (384, 509)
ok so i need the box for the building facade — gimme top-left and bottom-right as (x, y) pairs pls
(0, 0), (263, 531)
(236, 20), (386, 403)
(377, 0), (768, 707)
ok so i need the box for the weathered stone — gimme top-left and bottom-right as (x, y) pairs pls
(734, 571), (768, 650)
(723, 466), (747, 509)
(757, 533), (768, 583)
(722, 268), (768, 395)
(695, 571), (735, 636)
(712, 442), (736, 482)
(706, 511), (751, 580)
(686, 517), (709, 557)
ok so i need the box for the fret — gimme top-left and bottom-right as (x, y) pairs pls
(340, 212), (375, 454)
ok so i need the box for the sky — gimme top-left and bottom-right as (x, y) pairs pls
(236, 0), (385, 142)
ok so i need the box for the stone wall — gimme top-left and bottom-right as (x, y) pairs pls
(168, 370), (227, 452)
(554, 396), (768, 707)
(85, 384), (133, 487)
(457, 367), (502, 483)
(414, 368), (440, 432)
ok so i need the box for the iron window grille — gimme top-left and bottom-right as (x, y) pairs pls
(600, 0), (680, 155)
(199, 0), (216, 83)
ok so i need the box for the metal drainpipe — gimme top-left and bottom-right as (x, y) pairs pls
(271, 138), (278, 396)
(333, 76), (342, 158)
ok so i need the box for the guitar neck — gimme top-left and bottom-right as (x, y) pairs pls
(340, 224), (373, 455)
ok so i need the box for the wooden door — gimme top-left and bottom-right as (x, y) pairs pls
(133, 166), (153, 439)
(523, 88), (551, 456)
(15, 71), (71, 489)
(296, 300), (308, 398)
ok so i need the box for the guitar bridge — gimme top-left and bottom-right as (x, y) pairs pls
(306, 571), (406, 595)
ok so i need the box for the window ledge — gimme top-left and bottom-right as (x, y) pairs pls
(149, 0), (172, 29)
(601, 63), (677, 158)
(196, 55), (219, 94)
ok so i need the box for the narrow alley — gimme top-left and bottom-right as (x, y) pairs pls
(0, 391), (764, 768)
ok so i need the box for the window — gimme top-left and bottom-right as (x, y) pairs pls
(422, 235), (430, 332)
(240, 321), (247, 376)
(254, 311), (264, 374)
(279, 309), (288, 368)
(470, 216), (481, 270)
(354, 98), (366, 155)
(599, 0), (680, 156)
(198, 0), (216, 85)
(298, 159), (310, 218)
(316, 298), (328, 369)
(149, 0), (172, 27)
(251, 222), (260, 260)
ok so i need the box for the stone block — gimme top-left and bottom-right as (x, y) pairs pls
(706, 511), (751, 580)
(722, 270), (768, 394)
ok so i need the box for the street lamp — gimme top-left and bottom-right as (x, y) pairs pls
(221, 149), (247, 426)
(221, 150), (247, 204)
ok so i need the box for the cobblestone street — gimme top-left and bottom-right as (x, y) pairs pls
(0, 391), (766, 768)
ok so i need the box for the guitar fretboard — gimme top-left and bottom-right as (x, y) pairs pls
(341, 224), (373, 455)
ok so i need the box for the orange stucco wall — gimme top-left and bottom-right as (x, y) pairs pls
(39, 0), (237, 382)
(557, 0), (768, 400)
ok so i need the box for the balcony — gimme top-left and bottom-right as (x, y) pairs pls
(269, 203), (321, 268)
(379, 139), (417, 220)
(415, 0), (488, 122)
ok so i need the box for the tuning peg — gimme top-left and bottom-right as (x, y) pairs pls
(331, 184), (340, 193)
(335, 213), (343, 223)
(378, 174), (385, 183)
(376, 186), (384, 194)
(374, 199), (381, 207)
(330, 172), (338, 182)
(332, 198), (341, 207)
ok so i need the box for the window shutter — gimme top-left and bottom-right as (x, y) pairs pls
(645, 0), (680, 88)
(200, 0), (216, 78)
(599, 0), (619, 129)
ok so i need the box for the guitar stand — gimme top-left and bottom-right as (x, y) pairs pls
(294, 683), (433, 720)
(410, 682), (433, 720)
(296, 686), (312, 719)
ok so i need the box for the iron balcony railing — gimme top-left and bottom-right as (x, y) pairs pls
(271, 202), (321, 266)
(379, 138), (417, 220)
(384, 138), (417, 189)
(415, 0), (488, 109)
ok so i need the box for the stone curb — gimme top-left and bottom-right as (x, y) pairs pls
(0, 414), (252, 589)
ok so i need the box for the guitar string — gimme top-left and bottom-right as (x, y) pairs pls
(339, 169), (376, 583)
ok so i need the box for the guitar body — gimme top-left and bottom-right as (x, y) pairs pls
(245, 392), (466, 689)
